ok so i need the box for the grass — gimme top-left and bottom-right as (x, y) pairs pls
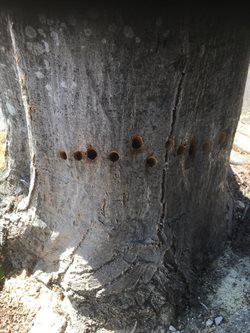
(0, 130), (6, 172)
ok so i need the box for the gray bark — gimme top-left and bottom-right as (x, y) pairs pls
(0, 5), (249, 332)
(0, 15), (30, 195)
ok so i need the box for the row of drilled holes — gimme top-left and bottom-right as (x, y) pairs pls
(59, 135), (157, 167)
(59, 131), (228, 165)
(168, 131), (229, 157)
(60, 148), (98, 161)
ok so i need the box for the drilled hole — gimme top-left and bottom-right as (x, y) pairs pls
(109, 151), (119, 162)
(218, 131), (228, 145)
(59, 151), (67, 160)
(177, 144), (186, 155)
(189, 138), (196, 159)
(87, 148), (97, 160)
(202, 141), (211, 153)
(146, 155), (157, 167)
(73, 151), (83, 161)
(131, 135), (143, 149)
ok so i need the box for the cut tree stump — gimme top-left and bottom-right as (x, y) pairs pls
(0, 4), (249, 332)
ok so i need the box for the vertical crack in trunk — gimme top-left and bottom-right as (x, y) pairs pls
(8, 19), (37, 210)
(158, 69), (186, 247)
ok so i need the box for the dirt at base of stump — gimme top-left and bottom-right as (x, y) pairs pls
(0, 290), (33, 333)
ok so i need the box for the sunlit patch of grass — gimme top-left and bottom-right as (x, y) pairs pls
(0, 130), (6, 172)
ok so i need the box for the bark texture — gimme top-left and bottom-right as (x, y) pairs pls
(0, 5), (249, 332)
(0, 16), (30, 194)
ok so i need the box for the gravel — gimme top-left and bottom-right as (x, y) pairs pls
(214, 316), (223, 326)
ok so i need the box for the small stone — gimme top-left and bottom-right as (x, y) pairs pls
(169, 325), (176, 332)
(206, 319), (213, 327)
(215, 316), (224, 326)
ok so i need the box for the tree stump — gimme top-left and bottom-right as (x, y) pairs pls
(0, 4), (249, 332)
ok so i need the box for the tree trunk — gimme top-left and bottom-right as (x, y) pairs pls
(0, 5), (249, 332)
(0, 15), (30, 195)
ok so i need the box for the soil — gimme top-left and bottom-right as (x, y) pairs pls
(0, 288), (33, 333)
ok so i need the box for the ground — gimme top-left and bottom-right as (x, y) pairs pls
(0, 273), (34, 333)
(0, 116), (249, 332)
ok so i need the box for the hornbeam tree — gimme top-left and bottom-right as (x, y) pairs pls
(0, 4), (249, 332)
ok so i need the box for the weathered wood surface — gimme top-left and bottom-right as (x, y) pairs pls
(0, 5), (249, 332)
(0, 20), (29, 193)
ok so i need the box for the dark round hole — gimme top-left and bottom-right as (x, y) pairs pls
(59, 151), (67, 160)
(177, 144), (186, 155)
(189, 138), (196, 159)
(146, 155), (157, 167)
(109, 151), (119, 162)
(73, 151), (83, 161)
(131, 135), (143, 149)
(218, 131), (228, 145)
(87, 148), (97, 160)
(202, 141), (211, 153)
